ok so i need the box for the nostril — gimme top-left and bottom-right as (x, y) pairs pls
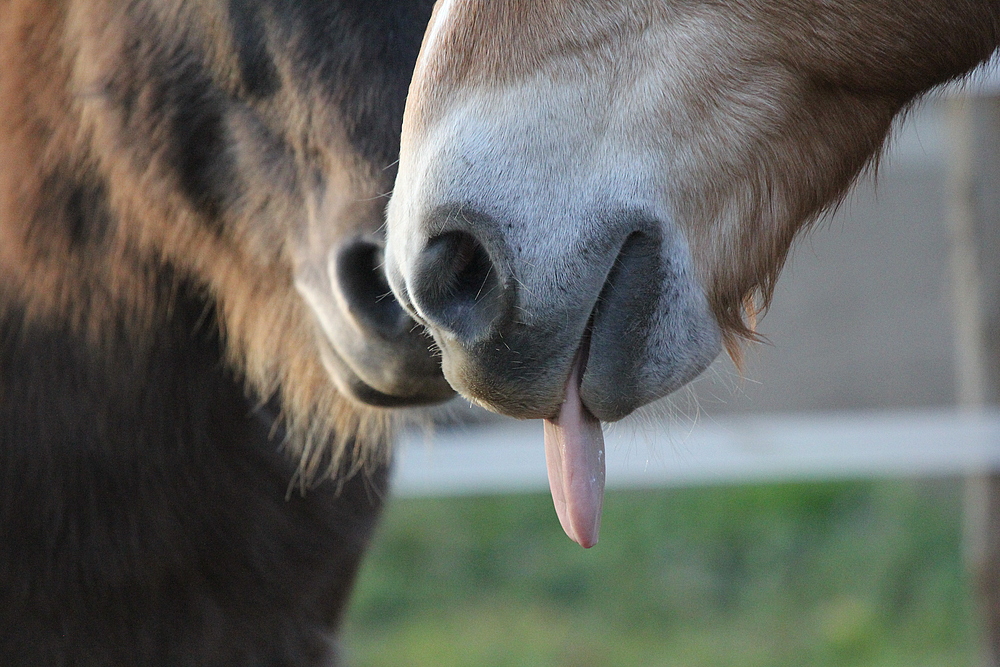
(412, 230), (506, 342)
(335, 238), (409, 336)
(429, 231), (493, 303)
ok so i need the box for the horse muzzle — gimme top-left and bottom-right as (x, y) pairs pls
(385, 200), (722, 422)
(296, 234), (455, 408)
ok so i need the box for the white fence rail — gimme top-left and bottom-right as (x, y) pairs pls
(392, 408), (1000, 496)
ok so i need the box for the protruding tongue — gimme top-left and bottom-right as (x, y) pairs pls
(543, 354), (606, 548)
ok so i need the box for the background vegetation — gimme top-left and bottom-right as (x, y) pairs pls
(344, 479), (974, 667)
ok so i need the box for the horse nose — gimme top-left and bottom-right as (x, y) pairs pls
(296, 233), (454, 406)
(408, 229), (511, 344)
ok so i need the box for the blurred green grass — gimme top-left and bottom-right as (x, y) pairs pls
(344, 479), (974, 666)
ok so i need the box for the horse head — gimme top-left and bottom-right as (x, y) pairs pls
(385, 0), (999, 544)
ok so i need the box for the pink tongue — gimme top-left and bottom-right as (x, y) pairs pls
(543, 356), (606, 548)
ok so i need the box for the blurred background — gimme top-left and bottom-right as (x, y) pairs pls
(343, 67), (1000, 666)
